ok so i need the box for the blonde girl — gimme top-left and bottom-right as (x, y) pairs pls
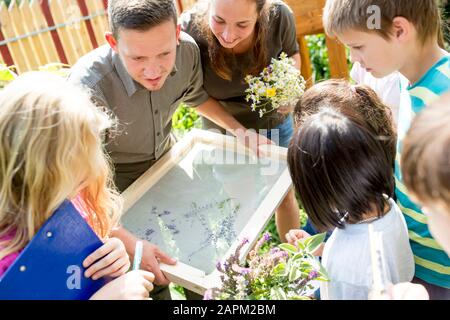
(0, 72), (154, 299)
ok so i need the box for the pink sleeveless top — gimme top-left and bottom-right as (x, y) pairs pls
(0, 197), (89, 278)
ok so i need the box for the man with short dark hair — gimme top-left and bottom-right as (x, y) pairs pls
(68, 0), (272, 299)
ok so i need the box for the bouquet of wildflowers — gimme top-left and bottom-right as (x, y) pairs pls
(244, 52), (306, 118)
(204, 232), (329, 300)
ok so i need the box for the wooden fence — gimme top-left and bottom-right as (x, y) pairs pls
(0, 0), (196, 73)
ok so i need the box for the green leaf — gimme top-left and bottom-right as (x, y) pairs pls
(271, 263), (286, 276)
(270, 287), (287, 300)
(303, 232), (326, 254)
(278, 243), (297, 255)
(291, 252), (306, 262)
(0, 64), (16, 85)
(288, 265), (303, 282)
(296, 239), (306, 251)
(315, 277), (330, 282)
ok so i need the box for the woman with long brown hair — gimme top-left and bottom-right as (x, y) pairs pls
(181, 0), (302, 241)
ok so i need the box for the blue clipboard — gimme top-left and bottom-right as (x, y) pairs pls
(0, 200), (108, 300)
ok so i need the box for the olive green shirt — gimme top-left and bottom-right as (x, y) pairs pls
(68, 32), (209, 164)
(181, 1), (299, 131)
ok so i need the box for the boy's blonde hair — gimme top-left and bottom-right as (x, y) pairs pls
(0, 72), (122, 260)
(401, 93), (450, 210)
(323, 0), (442, 44)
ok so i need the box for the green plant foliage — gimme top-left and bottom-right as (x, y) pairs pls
(171, 103), (201, 139)
(0, 64), (17, 89)
(204, 232), (329, 300)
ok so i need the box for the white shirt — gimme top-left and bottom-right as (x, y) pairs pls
(320, 198), (415, 300)
(351, 63), (401, 125)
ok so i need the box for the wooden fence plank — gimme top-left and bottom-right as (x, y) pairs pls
(85, 0), (108, 47)
(0, 2), (28, 73)
(10, 1), (41, 70)
(28, 0), (59, 64)
(18, 0), (48, 67)
(77, 0), (98, 48)
(49, 0), (80, 65)
(56, 0), (92, 57)
(0, 4), (14, 67)
(40, 0), (68, 64)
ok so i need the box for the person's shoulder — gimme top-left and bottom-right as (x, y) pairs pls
(68, 45), (114, 89)
(270, 0), (295, 20)
(178, 31), (201, 57)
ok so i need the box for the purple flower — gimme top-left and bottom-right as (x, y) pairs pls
(241, 238), (249, 245)
(231, 264), (251, 275)
(263, 232), (271, 242)
(308, 271), (319, 280)
(240, 268), (251, 275)
(270, 247), (280, 255)
(203, 289), (214, 300)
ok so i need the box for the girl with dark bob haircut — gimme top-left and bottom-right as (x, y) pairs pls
(286, 107), (414, 300)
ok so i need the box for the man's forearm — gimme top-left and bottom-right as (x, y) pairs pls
(111, 227), (138, 256)
(196, 97), (246, 135)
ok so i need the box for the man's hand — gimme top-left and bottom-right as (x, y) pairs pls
(234, 128), (274, 157)
(111, 227), (177, 286)
(388, 282), (429, 300)
(140, 241), (177, 286)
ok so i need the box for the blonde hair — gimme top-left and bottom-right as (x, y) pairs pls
(402, 93), (450, 210)
(323, 0), (442, 44)
(0, 72), (122, 261)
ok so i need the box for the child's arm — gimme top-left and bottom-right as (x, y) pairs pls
(83, 237), (130, 280)
(285, 229), (324, 256)
(89, 270), (155, 300)
(111, 227), (177, 286)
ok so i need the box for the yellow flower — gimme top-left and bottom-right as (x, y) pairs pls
(266, 87), (276, 97)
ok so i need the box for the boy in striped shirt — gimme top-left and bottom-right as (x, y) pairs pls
(323, 0), (450, 299)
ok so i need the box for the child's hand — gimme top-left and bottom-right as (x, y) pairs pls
(83, 237), (130, 280)
(285, 229), (311, 246)
(388, 282), (429, 300)
(90, 270), (155, 300)
(286, 229), (324, 256)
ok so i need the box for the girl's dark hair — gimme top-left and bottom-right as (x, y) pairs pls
(294, 79), (397, 167)
(195, 0), (270, 81)
(287, 108), (394, 231)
